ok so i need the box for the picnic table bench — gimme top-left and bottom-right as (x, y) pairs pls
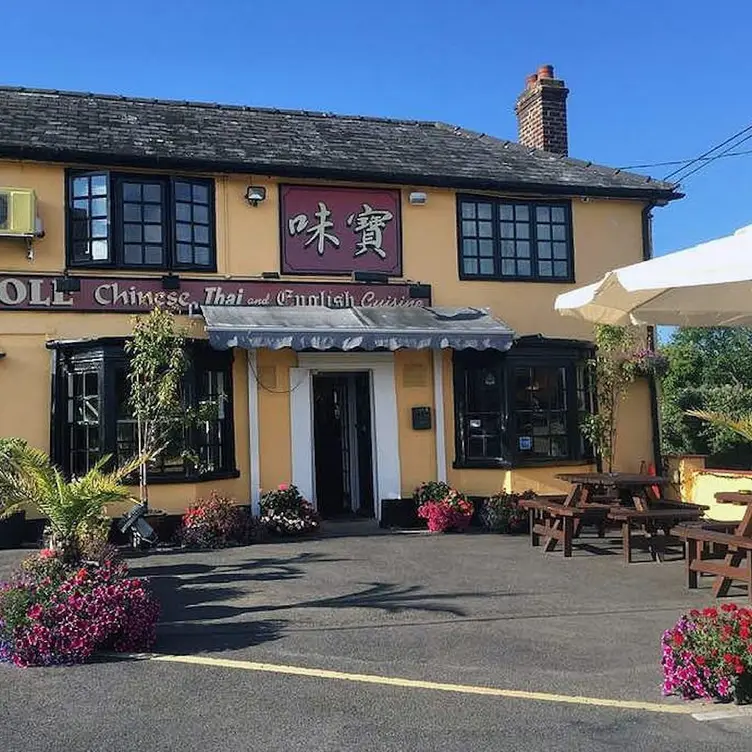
(673, 492), (752, 600)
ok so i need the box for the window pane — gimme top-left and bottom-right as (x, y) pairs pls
(193, 205), (209, 224)
(72, 177), (89, 198)
(478, 239), (494, 257)
(143, 184), (162, 203)
(479, 259), (494, 275)
(192, 184), (209, 204)
(501, 259), (516, 276)
(553, 242), (568, 260)
(144, 246), (163, 265)
(177, 243), (193, 263)
(514, 205), (529, 221)
(500, 222), (514, 239)
(174, 182), (192, 201)
(91, 197), (107, 217)
(144, 225), (162, 243)
(536, 206), (550, 222)
(463, 238), (478, 257)
(91, 175), (108, 196)
(124, 224), (142, 242)
(477, 221), (493, 238)
(144, 204), (162, 223)
(517, 240), (530, 258)
(72, 220), (87, 241)
(538, 241), (552, 258)
(517, 259), (531, 276)
(537, 224), (551, 240)
(551, 206), (565, 223)
(91, 219), (108, 238)
(501, 240), (515, 257)
(195, 247), (210, 266)
(499, 204), (513, 221)
(123, 183), (142, 201)
(124, 244), (142, 265)
(194, 225), (210, 245)
(552, 224), (567, 241)
(461, 220), (476, 237)
(176, 223), (192, 242)
(477, 203), (492, 220)
(516, 222), (529, 239)
(463, 258), (478, 275)
(176, 202), (192, 222)
(554, 261), (569, 278)
(538, 260), (553, 277)
(73, 199), (89, 215)
(123, 203), (142, 222)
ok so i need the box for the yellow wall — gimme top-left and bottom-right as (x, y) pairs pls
(667, 455), (749, 523)
(0, 159), (658, 511)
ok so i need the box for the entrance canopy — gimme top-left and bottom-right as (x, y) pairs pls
(202, 305), (515, 351)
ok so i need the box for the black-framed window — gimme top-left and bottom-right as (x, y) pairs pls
(52, 340), (236, 482)
(67, 171), (216, 271)
(453, 339), (593, 467)
(458, 197), (573, 281)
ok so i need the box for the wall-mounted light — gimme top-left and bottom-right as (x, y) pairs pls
(161, 274), (181, 291)
(261, 271), (280, 280)
(54, 276), (81, 294)
(245, 186), (267, 206)
(353, 271), (389, 284)
(0, 350), (6, 360)
(408, 191), (428, 205)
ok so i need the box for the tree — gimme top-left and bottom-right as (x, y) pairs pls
(580, 325), (639, 472)
(126, 306), (189, 508)
(659, 328), (752, 464)
(0, 439), (138, 562)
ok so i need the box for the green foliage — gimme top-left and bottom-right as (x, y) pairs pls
(580, 325), (640, 472)
(480, 490), (535, 534)
(659, 328), (752, 461)
(0, 444), (137, 562)
(126, 306), (189, 506)
(413, 481), (452, 506)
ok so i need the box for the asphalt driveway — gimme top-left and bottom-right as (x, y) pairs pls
(2, 524), (752, 750)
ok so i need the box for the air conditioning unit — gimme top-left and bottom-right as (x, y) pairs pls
(0, 188), (37, 237)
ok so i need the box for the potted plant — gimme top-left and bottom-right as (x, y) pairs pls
(416, 485), (473, 533)
(259, 483), (319, 536)
(480, 490), (535, 534)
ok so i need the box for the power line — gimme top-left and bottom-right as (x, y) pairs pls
(618, 148), (752, 170)
(663, 122), (752, 182)
(669, 130), (752, 183)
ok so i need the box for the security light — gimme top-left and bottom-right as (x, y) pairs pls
(245, 186), (267, 206)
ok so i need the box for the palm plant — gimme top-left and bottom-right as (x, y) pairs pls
(687, 410), (752, 443)
(0, 440), (139, 562)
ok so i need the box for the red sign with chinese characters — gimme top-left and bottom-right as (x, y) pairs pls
(280, 185), (402, 276)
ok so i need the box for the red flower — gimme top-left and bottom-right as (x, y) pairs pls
(721, 603), (739, 613)
(696, 655), (706, 666)
(673, 633), (685, 647)
(26, 603), (44, 620)
(740, 624), (750, 640)
(703, 607), (718, 619)
(39, 548), (56, 559)
(723, 652), (737, 664)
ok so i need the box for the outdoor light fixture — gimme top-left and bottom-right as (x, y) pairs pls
(261, 271), (280, 280)
(409, 283), (432, 299)
(353, 271), (389, 284)
(54, 276), (81, 294)
(0, 351), (5, 360)
(245, 186), (267, 206)
(408, 191), (428, 205)
(161, 274), (181, 291)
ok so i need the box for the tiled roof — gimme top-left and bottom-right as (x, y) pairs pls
(0, 86), (678, 200)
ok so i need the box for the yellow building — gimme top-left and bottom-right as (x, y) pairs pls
(0, 66), (679, 521)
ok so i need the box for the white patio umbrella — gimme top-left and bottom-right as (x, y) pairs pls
(555, 224), (752, 327)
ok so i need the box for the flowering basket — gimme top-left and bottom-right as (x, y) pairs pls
(631, 348), (669, 379)
(416, 487), (473, 533)
(662, 604), (752, 704)
(259, 484), (319, 536)
(178, 491), (250, 549)
(480, 490), (534, 534)
(0, 549), (159, 667)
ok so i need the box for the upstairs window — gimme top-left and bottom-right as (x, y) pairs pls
(458, 197), (573, 281)
(67, 172), (215, 271)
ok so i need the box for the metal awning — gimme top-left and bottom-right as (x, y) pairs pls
(202, 305), (515, 351)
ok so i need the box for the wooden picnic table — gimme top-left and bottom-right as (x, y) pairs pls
(707, 492), (752, 596)
(555, 472), (672, 512)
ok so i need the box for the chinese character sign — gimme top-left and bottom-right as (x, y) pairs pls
(281, 186), (401, 275)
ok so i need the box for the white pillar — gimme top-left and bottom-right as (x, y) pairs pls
(433, 349), (447, 483)
(247, 350), (261, 515)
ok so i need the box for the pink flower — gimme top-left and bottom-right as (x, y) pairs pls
(39, 549), (56, 559)
(278, 483), (289, 491)
(27, 603), (44, 620)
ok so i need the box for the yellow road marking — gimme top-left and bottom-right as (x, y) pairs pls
(151, 654), (699, 715)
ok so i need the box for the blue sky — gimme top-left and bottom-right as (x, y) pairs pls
(4, 0), (750, 259)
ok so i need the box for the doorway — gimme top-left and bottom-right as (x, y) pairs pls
(312, 372), (374, 518)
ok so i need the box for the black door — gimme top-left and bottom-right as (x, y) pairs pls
(312, 372), (374, 518)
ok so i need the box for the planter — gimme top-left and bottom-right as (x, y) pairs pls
(379, 498), (423, 529)
(0, 510), (26, 549)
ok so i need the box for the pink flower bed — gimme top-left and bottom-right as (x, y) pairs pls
(0, 550), (159, 667)
(416, 487), (473, 533)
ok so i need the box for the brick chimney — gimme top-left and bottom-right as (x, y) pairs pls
(515, 64), (569, 155)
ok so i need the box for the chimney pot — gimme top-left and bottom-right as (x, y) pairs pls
(537, 64), (554, 79)
(526, 73), (538, 88)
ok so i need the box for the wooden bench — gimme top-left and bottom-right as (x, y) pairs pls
(519, 497), (611, 558)
(672, 525), (752, 599)
(607, 507), (704, 563)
